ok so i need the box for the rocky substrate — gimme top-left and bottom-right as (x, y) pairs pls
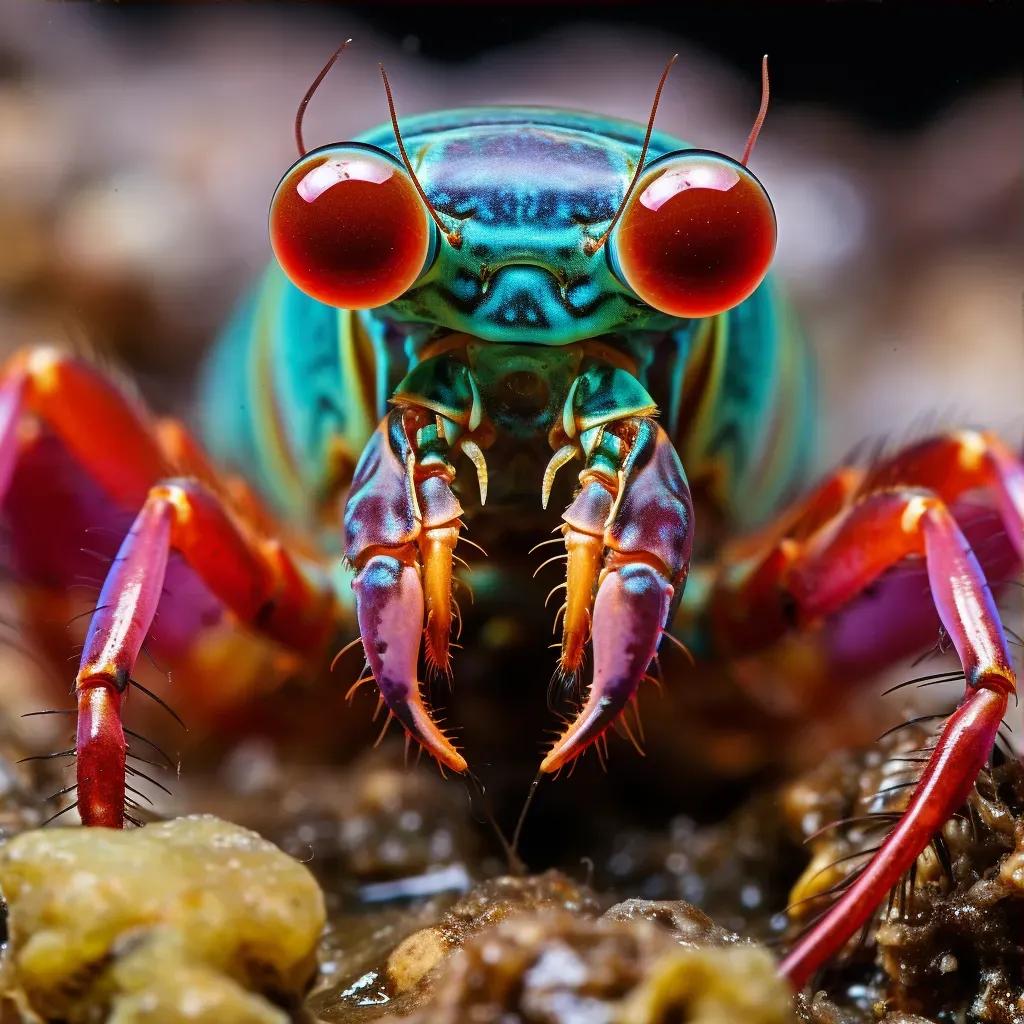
(0, 727), (1021, 1023)
(0, 816), (325, 1023)
(786, 725), (1024, 1023)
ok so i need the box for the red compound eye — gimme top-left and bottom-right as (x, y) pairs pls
(613, 151), (776, 319)
(270, 145), (432, 309)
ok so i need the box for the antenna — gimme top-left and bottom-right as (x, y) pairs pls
(295, 40), (352, 158)
(379, 62), (461, 248)
(585, 53), (678, 257)
(740, 55), (770, 167)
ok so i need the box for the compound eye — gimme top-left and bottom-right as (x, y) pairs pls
(270, 145), (433, 309)
(612, 151), (776, 318)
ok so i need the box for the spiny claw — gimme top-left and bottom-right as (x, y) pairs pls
(542, 562), (673, 772)
(542, 417), (694, 772)
(558, 474), (615, 673)
(353, 554), (466, 772)
(542, 444), (577, 510)
(344, 409), (468, 773)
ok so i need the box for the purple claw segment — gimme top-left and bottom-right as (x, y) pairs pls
(542, 562), (673, 772)
(343, 412), (418, 563)
(608, 418), (694, 583)
(343, 407), (467, 772)
(353, 553), (467, 771)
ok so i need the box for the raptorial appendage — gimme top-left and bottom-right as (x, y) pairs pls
(342, 344), (694, 778)
(343, 406), (476, 773)
(541, 411), (693, 772)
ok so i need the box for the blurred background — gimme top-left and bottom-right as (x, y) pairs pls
(0, 3), (1020, 460)
(0, 4), (1020, 809)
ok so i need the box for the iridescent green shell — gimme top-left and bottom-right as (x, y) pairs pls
(200, 107), (814, 560)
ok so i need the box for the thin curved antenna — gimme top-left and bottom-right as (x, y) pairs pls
(295, 39), (352, 158)
(740, 55), (770, 166)
(379, 62), (461, 249)
(584, 53), (678, 258)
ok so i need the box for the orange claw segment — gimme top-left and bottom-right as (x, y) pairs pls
(401, 692), (467, 772)
(560, 526), (603, 673)
(420, 522), (459, 672)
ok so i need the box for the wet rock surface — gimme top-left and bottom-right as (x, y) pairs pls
(1, 703), (1023, 1024)
(594, 793), (800, 942)
(390, 911), (793, 1024)
(312, 871), (602, 1019)
(2, 724), (1021, 1023)
(298, 729), (1019, 1023)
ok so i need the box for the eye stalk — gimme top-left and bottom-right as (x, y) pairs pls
(607, 150), (777, 319)
(269, 143), (437, 309)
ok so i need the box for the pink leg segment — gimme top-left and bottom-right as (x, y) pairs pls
(71, 481), (336, 825)
(76, 502), (171, 827)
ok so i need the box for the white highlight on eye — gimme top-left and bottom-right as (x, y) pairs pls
(297, 158), (393, 203)
(638, 161), (740, 212)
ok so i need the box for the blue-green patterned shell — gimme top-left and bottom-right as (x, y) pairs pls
(200, 107), (814, 546)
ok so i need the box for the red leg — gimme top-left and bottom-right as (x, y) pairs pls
(76, 480), (337, 826)
(692, 432), (1023, 988)
(0, 348), (166, 507)
(0, 348), (339, 827)
(778, 492), (1014, 986)
(154, 416), (287, 543)
(705, 430), (1024, 659)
